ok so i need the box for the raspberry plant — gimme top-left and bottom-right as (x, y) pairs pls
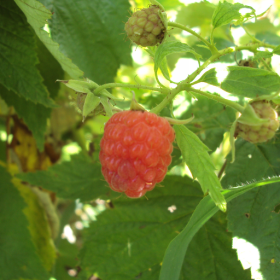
(1, 0), (280, 280)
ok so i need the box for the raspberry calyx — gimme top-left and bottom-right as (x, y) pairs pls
(235, 100), (279, 143)
(99, 110), (175, 198)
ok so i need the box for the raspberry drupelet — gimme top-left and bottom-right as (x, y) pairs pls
(99, 110), (175, 198)
(235, 100), (279, 143)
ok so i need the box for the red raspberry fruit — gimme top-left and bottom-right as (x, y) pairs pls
(99, 110), (175, 198)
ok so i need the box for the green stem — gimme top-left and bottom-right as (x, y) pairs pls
(260, 58), (273, 71)
(151, 43), (269, 114)
(93, 83), (169, 95)
(187, 88), (245, 113)
(183, 42), (273, 86)
(168, 22), (218, 53)
(150, 85), (184, 114)
(242, 25), (261, 43)
(182, 47), (234, 84)
(210, 29), (215, 46)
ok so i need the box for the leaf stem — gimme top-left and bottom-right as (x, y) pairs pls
(150, 41), (275, 115)
(168, 22), (218, 53)
(260, 58), (273, 71)
(93, 83), (169, 95)
(182, 47), (235, 84)
(150, 86), (184, 114)
(188, 88), (245, 113)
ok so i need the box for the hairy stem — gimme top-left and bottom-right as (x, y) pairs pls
(187, 88), (245, 113)
(151, 43), (269, 114)
(150, 85), (185, 114)
(260, 58), (273, 71)
(168, 22), (217, 53)
(182, 47), (234, 84)
(94, 83), (169, 95)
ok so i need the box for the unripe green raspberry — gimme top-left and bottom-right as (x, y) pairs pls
(125, 5), (166, 47)
(235, 100), (279, 143)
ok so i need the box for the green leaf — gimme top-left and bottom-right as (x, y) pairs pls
(196, 68), (219, 86)
(181, 95), (236, 152)
(0, 165), (49, 280)
(253, 51), (273, 61)
(168, 142), (182, 169)
(222, 138), (280, 279)
(174, 125), (226, 212)
(212, 2), (255, 29)
(184, 38), (239, 63)
(79, 175), (248, 280)
(100, 96), (113, 117)
(244, 18), (276, 35)
(227, 184), (280, 280)
(17, 153), (118, 202)
(47, 0), (132, 84)
(176, 2), (215, 28)
(78, 176), (201, 280)
(229, 120), (237, 163)
(273, 45), (280, 55)
(58, 79), (96, 95)
(175, 2), (215, 38)
(53, 239), (79, 280)
(134, 0), (182, 10)
(160, 177), (280, 280)
(0, 84), (50, 151)
(0, 1), (55, 107)
(15, 0), (83, 80)
(83, 94), (101, 118)
(154, 41), (201, 85)
(256, 32), (280, 46)
(221, 66), (280, 98)
(36, 37), (64, 99)
(146, 47), (170, 82)
(14, 179), (56, 271)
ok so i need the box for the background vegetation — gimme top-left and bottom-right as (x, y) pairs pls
(1, 0), (280, 279)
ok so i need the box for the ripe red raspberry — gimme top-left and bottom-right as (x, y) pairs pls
(99, 110), (175, 198)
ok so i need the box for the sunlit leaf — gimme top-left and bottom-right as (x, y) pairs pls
(273, 44), (280, 55)
(83, 94), (101, 118)
(46, 0), (132, 84)
(15, 0), (83, 79)
(154, 41), (201, 86)
(253, 51), (273, 61)
(134, 0), (182, 10)
(160, 177), (280, 280)
(222, 138), (280, 280)
(36, 38), (64, 99)
(174, 125), (226, 212)
(196, 68), (219, 86)
(212, 2), (255, 29)
(221, 66), (280, 98)
(181, 95), (235, 152)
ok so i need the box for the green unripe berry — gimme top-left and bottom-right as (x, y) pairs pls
(235, 100), (279, 143)
(125, 5), (166, 47)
